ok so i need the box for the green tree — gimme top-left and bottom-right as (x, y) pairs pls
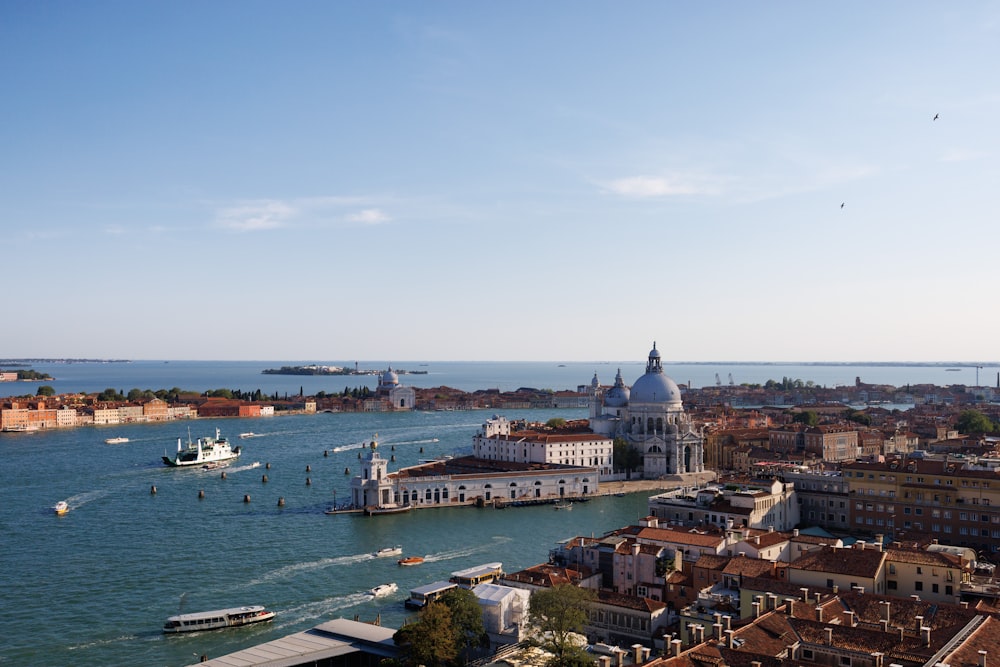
(527, 584), (595, 667)
(36, 385), (55, 397)
(394, 601), (459, 667)
(792, 410), (819, 426)
(612, 437), (641, 476)
(440, 587), (487, 656)
(546, 418), (567, 429)
(956, 409), (995, 434)
(844, 409), (872, 426)
(97, 388), (124, 402)
(127, 388), (144, 401)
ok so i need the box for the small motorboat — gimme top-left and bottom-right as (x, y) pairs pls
(553, 501), (573, 510)
(53, 501), (69, 516)
(398, 556), (425, 566)
(374, 546), (402, 558)
(366, 582), (398, 598)
(105, 437), (129, 444)
(240, 432), (256, 439)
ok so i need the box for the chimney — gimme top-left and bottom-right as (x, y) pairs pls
(853, 585), (865, 594)
(616, 649), (625, 667)
(961, 601), (969, 609)
(880, 620), (889, 632)
(725, 629), (735, 649)
(713, 623), (723, 640)
(800, 587), (810, 602)
(857, 540), (866, 550)
(691, 625), (704, 645)
(881, 600), (892, 623)
(632, 644), (643, 663)
(672, 639), (682, 658)
(816, 606), (824, 622)
(753, 601), (761, 618)
(899, 627), (905, 642)
(793, 528), (800, 537)
(825, 628), (833, 645)
(979, 650), (987, 667)
(598, 657), (612, 667)
(845, 610), (856, 627)
(752, 662), (763, 667)
(724, 615), (731, 631)
(873, 653), (884, 667)
(833, 584), (839, 594)
(922, 626), (931, 647)
(815, 592), (822, 605)
(767, 593), (778, 610)
(784, 598), (795, 615)
(915, 615), (924, 630)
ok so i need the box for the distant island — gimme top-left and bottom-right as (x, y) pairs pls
(262, 365), (427, 376)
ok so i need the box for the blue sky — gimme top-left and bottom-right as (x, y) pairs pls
(2, 2), (998, 362)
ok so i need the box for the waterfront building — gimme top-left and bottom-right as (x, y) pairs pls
(589, 343), (705, 478)
(473, 415), (614, 478)
(350, 435), (600, 512)
(646, 478), (800, 531)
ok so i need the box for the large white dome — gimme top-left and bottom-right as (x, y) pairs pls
(630, 373), (682, 405)
(629, 342), (682, 406)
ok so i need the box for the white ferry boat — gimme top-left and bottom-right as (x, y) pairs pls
(162, 605), (275, 633)
(162, 428), (241, 467)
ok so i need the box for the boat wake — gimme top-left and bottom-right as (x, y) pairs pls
(66, 634), (138, 652)
(270, 594), (371, 629)
(63, 489), (109, 510)
(241, 552), (376, 588)
(422, 536), (512, 563)
(225, 461), (262, 473)
(383, 438), (440, 446)
(331, 442), (366, 452)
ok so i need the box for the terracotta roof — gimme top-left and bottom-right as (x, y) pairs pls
(885, 547), (962, 568)
(722, 556), (778, 579)
(942, 615), (1000, 667)
(694, 554), (731, 571)
(788, 545), (885, 578)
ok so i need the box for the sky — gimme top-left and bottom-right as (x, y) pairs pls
(2, 2), (998, 362)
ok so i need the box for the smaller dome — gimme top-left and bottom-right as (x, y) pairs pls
(591, 373), (600, 388)
(381, 367), (399, 386)
(604, 369), (630, 408)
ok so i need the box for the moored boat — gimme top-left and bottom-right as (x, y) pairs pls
(162, 605), (275, 634)
(53, 501), (69, 516)
(163, 428), (241, 467)
(554, 500), (573, 510)
(397, 556), (424, 566)
(105, 437), (129, 444)
(366, 582), (398, 597)
(374, 545), (402, 558)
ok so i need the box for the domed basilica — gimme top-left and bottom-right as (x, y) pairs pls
(588, 343), (704, 478)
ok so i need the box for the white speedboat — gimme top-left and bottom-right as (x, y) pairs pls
(163, 428), (241, 467)
(53, 501), (69, 516)
(105, 437), (129, 444)
(162, 605), (275, 633)
(553, 501), (573, 510)
(239, 432), (256, 439)
(374, 546), (402, 557)
(366, 582), (398, 598)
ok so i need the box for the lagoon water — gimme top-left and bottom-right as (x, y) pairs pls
(1, 360), (994, 666)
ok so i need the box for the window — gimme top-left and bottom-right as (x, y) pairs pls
(915, 581), (923, 591)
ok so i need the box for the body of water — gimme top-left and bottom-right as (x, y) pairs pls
(3, 359), (997, 399)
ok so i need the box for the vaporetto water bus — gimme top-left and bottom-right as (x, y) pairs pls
(162, 605), (275, 634)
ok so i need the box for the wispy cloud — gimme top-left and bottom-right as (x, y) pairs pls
(346, 208), (390, 225)
(216, 200), (297, 231)
(601, 174), (718, 198)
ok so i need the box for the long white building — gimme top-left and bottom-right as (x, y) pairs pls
(473, 415), (614, 478)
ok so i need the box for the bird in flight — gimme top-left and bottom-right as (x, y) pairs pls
(840, 202), (845, 209)
(933, 113), (939, 121)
